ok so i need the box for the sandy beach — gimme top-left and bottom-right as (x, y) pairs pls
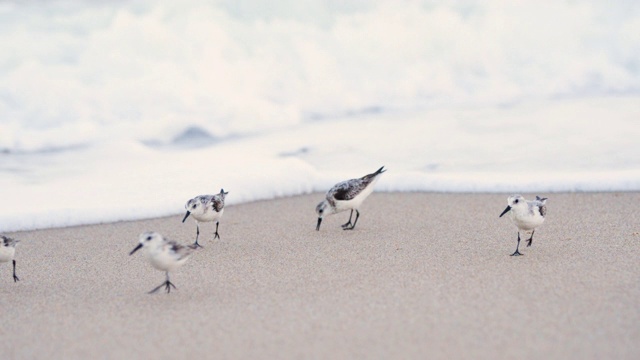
(1, 192), (639, 359)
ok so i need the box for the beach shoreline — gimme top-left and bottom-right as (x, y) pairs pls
(1, 192), (639, 359)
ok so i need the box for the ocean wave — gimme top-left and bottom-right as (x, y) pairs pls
(1, 0), (639, 152)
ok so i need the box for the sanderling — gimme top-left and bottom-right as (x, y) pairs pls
(0, 235), (19, 282)
(316, 166), (386, 231)
(499, 195), (548, 256)
(182, 189), (228, 247)
(129, 232), (196, 294)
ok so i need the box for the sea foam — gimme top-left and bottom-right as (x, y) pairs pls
(1, 1), (639, 231)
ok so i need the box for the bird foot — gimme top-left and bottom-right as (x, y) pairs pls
(13, 275), (19, 282)
(149, 280), (177, 294)
(341, 222), (352, 229)
(214, 232), (220, 240)
(526, 239), (533, 247)
(510, 250), (524, 256)
(192, 241), (204, 249)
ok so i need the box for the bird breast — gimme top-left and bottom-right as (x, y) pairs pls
(0, 246), (16, 262)
(511, 212), (544, 230)
(192, 208), (223, 222)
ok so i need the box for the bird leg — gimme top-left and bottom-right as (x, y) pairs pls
(341, 210), (354, 229)
(192, 223), (203, 248)
(13, 259), (19, 282)
(343, 210), (360, 231)
(149, 272), (177, 294)
(214, 222), (220, 240)
(511, 232), (523, 256)
(527, 230), (535, 247)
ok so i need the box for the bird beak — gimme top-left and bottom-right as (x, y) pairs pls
(182, 211), (191, 223)
(316, 217), (322, 231)
(129, 243), (143, 256)
(499, 205), (511, 218)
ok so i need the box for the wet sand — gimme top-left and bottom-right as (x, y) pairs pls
(1, 192), (639, 359)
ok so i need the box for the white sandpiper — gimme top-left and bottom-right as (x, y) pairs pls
(129, 231), (196, 294)
(499, 194), (548, 256)
(316, 166), (386, 231)
(182, 189), (228, 247)
(0, 235), (19, 282)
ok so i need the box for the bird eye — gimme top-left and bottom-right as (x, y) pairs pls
(319, 209), (323, 214)
(192, 204), (197, 209)
(146, 236), (152, 241)
(514, 199), (519, 204)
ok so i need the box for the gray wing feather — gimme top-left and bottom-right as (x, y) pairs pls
(327, 167), (385, 202)
(210, 194), (225, 212)
(538, 204), (547, 217)
(528, 200), (547, 218)
(329, 179), (366, 201)
(167, 241), (194, 260)
(1, 235), (19, 247)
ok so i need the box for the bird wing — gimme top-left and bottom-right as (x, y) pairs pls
(210, 195), (225, 212)
(328, 179), (366, 201)
(328, 167), (385, 201)
(165, 241), (194, 260)
(1, 235), (18, 247)
(538, 204), (547, 217)
(528, 200), (547, 218)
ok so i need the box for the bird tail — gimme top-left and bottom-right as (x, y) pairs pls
(374, 166), (386, 175)
(361, 166), (386, 181)
(535, 195), (548, 203)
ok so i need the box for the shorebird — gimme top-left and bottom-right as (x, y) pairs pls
(129, 232), (196, 294)
(499, 195), (548, 256)
(316, 166), (386, 231)
(182, 189), (228, 247)
(0, 235), (19, 282)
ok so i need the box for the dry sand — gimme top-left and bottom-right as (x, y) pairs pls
(1, 192), (639, 359)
